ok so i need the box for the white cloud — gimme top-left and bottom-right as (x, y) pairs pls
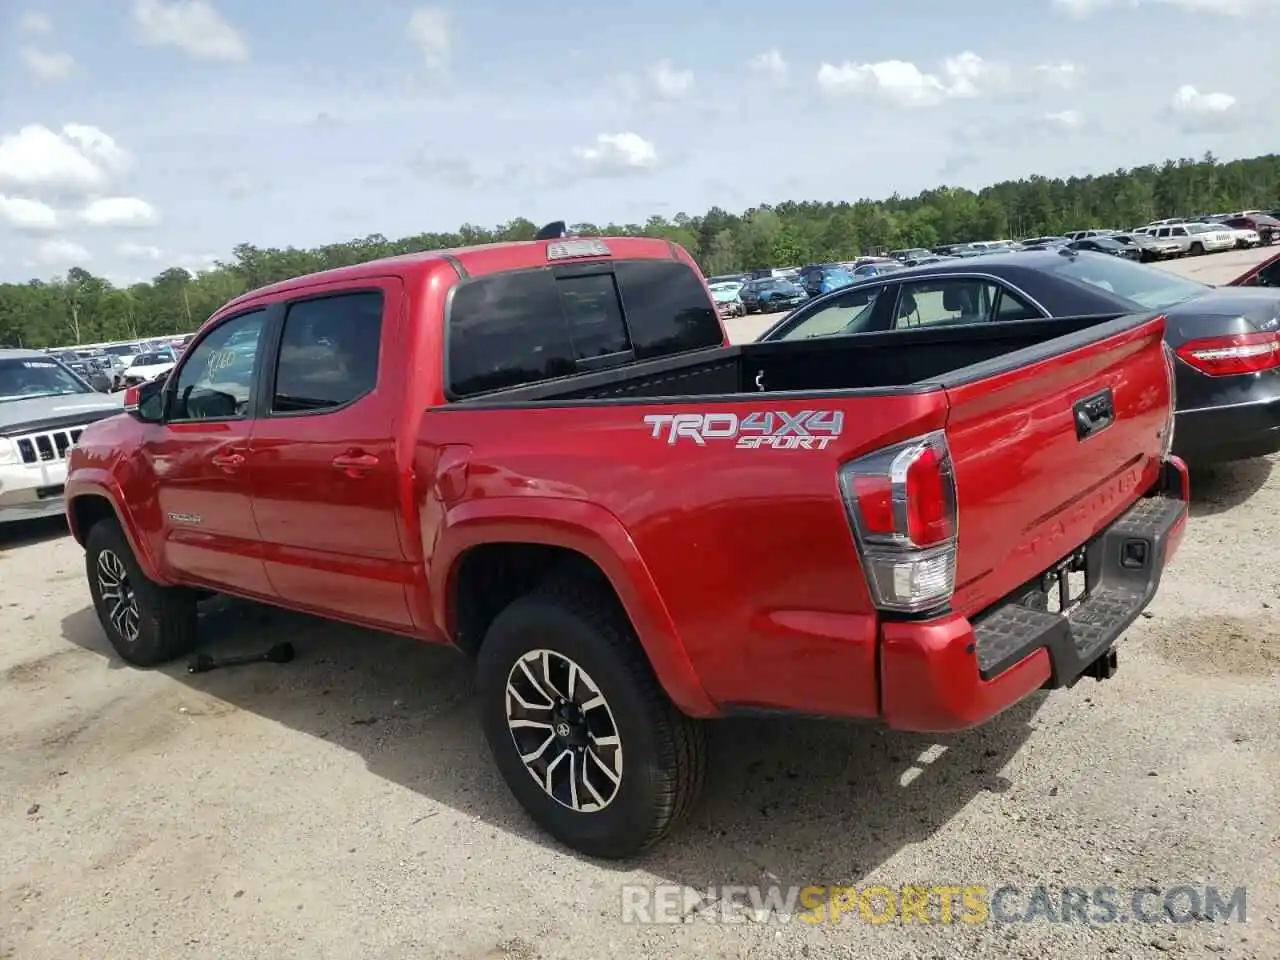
(1161, 0), (1274, 10)
(1033, 61), (1081, 89)
(1045, 109), (1083, 126)
(943, 52), (1010, 97)
(817, 52), (1007, 106)
(80, 197), (161, 228)
(650, 60), (694, 100)
(1054, 0), (1272, 15)
(62, 125), (129, 172)
(1172, 84), (1237, 112)
(30, 239), (91, 267)
(0, 195), (59, 232)
(0, 124), (128, 196)
(1170, 84), (1242, 129)
(750, 49), (787, 81)
(118, 242), (164, 260)
(132, 0), (248, 61)
(176, 252), (221, 273)
(572, 133), (659, 176)
(407, 8), (450, 71)
(20, 47), (75, 81)
(18, 11), (52, 35)
(1052, 0), (1118, 15)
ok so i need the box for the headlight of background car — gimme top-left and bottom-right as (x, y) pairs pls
(0, 438), (17, 465)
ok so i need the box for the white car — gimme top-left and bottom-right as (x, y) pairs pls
(1209, 222), (1261, 249)
(1137, 222), (1234, 255)
(0, 350), (123, 524)
(119, 350), (176, 388)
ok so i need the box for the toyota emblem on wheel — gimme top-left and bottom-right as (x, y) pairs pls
(504, 648), (624, 813)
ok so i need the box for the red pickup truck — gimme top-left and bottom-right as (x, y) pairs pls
(65, 231), (1189, 858)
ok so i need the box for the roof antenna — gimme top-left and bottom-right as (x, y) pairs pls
(535, 220), (568, 241)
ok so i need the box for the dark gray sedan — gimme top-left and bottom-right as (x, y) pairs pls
(758, 249), (1280, 464)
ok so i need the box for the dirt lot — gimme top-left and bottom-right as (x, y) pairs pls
(3, 246), (1279, 960)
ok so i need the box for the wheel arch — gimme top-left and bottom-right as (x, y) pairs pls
(432, 498), (718, 719)
(65, 483), (167, 584)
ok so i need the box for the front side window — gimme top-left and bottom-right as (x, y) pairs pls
(770, 286), (884, 341)
(168, 309), (266, 421)
(892, 279), (999, 328)
(273, 291), (383, 413)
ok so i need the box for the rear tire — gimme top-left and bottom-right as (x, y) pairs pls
(476, 580), (707, 859)
(85, 519), (199, 666)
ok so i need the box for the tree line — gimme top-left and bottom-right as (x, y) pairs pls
(3, 151), (1277, 350)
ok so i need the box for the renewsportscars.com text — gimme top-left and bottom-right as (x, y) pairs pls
(620, 883), (1248, 925)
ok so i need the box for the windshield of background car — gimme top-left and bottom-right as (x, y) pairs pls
(1050, 254), (1210, 310)
(769, 286), (883, 341)
(132, 352), (171, 366)
(0, 357), (91, 402)
(708, 283), (741, 300)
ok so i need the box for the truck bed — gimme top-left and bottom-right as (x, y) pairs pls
(448, 313), (1130, 405)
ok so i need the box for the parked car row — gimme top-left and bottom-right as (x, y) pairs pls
(710, 212), (1278, 310)
(42, 333), (194, 392)
(757, 246), (1280, 466)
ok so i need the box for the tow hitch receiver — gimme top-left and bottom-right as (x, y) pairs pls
(1082, 648), (1119, 682)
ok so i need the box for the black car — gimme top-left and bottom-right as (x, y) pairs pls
(758, 249), (1280, 464)
(1065, 236), (1140, 260)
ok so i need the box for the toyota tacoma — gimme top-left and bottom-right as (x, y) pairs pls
(64, 228), (1188, 858)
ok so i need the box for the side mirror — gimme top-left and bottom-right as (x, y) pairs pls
(123, 377), (166, 423)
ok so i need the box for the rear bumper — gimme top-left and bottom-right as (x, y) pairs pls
(878, 458), (1189, 733)
(1172, 396), (1280, 463)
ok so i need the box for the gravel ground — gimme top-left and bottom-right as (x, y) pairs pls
(2, 246), (1278, 960)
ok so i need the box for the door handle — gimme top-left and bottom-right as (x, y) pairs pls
(211, 451), (245, 471)
(332, 452), (378, 474)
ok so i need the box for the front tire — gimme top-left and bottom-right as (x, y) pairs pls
(476, 581), (707, 859)
(1190, 242), (1205, 256)
(85, 518), (199, 666)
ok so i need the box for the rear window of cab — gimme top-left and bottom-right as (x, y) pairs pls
(445, 259), (723, 399)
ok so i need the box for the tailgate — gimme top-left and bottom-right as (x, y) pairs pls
(939, 313), (1172, 617)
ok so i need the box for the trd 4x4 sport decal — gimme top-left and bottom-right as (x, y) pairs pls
(644, 411), (844, 449)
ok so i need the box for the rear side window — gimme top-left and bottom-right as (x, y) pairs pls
(446, 259), (721, 398)
(272, 290), (383, 413)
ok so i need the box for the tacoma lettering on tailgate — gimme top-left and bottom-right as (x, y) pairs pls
(644, 411), (844, 449)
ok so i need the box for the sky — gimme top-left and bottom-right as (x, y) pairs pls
(1, 0), (1278, 285)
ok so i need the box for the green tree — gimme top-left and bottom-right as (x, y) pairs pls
(2, 151), (1276, 348)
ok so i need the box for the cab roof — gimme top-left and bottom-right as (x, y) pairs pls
(217, 236), (684, 315)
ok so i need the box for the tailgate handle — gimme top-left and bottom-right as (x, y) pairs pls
(1074, 388), (1115, 441)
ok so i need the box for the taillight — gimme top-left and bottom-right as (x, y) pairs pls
(1175, 331), (1280, 377)
(1160, 340), (1177, 459)
(122, 384), (141, 412)
(838, 431), (958, 614)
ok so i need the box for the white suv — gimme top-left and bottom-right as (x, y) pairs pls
(1136, 222), (1234, 255)
(1209, 221), (1261, 249)
(0, 350), (122, 525)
